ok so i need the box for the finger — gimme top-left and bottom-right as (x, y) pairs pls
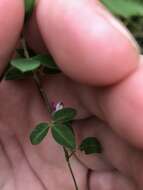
(35, 0), (139, 85)
(97, 56), (143, 148)
(0, 0), (24, 76)
(90, 172), (136, 190)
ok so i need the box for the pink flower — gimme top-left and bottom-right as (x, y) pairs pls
(52, 101), (64, 112)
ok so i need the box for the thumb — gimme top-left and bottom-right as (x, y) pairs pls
(0, 0), (24, 76)
(37, 0), (139, 86)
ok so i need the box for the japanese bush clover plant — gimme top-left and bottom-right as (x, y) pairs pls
(2, 0), (143, 189)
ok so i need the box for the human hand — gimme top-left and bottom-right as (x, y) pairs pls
(0, 0), (142, 189)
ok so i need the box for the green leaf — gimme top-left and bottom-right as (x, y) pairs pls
(30, 123), (49, 145)
(79, 137), (102, 155)
(11, 58), (41, 73)
(64, 121), (75, 135)
(25, 0), (35, 18)
(52, 108), (77, 123)
(101, 0), (143, 18)
(51, 124), (76, 150)
(4, 66), (32, 80)
(32, 54), (61, 73)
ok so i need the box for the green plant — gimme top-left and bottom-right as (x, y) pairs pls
(3, 1), (102, 190)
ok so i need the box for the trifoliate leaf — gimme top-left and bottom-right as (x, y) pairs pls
(32, 54), (61, 73)
(79, 137), (102, 154)
(25, 0), (35, 19)
(101, 0), (143, 18)
(52, 108), (77, 123)
(30, 123), (49, 145)
(11, 58), (41, 73)
(64, 122), (75, 135)
(51, 124), (76, 150)
(4, 66), (32, 80)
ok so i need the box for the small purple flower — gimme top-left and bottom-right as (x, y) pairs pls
(52, 101), (64, 112)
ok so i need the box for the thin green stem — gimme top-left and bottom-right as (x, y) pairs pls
(22, 36), (79, 190)
(21, 38), (30, 59)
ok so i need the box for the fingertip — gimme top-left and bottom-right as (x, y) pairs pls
(0, 0), (24, 75)
(37, 0), (139, 86)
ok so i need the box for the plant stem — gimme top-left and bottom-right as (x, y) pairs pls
(69, 151), (76, 159)
(21, 37), (53, 114)
(21, 38), (29, 59)
(63, 147), (79, 190)
(33, 73), (53, 114)
(22, 37), (79, 190)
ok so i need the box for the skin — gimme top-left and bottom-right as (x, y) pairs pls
(0, 0), (143, 189)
